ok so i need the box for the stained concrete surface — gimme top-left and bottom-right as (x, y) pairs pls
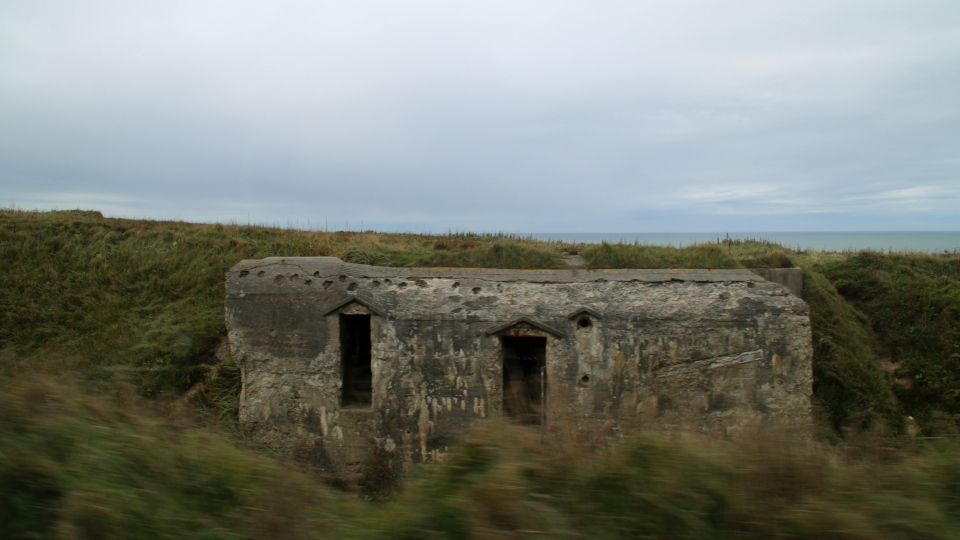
(226, 257), (812, 481)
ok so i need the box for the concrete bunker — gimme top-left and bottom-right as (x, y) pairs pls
(226, 257), (813, 481)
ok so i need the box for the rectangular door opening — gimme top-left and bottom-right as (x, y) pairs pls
(501, 336), (547, 425)
(340, 314), (372, 407)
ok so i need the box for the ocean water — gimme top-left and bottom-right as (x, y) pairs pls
(531, 231), (960, 253)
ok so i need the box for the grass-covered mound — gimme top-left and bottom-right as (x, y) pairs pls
(7, 208), (952, 431)
(3, 208), (947, 431)
(5, 208), (960, 537)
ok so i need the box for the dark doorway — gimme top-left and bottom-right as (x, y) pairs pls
(340, 314), (372, 407)
(501, 336), (547, 424)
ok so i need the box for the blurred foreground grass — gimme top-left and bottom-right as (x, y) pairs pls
(3, 208), (960, 537)
(0, 375), (354, 539)
(6, 375), (960, 539)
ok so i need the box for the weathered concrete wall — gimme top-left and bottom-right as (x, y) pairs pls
(226, 257), (812, 481)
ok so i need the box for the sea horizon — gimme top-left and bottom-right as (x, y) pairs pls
(529, 231), (960, 253)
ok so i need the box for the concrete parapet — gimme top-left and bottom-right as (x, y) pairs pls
(749, 267), (803, 299)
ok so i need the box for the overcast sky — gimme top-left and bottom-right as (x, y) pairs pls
(2, 1), (958, 232)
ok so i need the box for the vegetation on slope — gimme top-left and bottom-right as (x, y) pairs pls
(815, 251), (960, 433)
(0, 210), (554, 396)
(803, 270), (901, 432)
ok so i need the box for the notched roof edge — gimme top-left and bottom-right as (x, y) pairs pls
(228, 257), (766, 284)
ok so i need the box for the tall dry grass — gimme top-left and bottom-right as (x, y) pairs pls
(0, 372), (357, 539)
(364, 421), (960, 539)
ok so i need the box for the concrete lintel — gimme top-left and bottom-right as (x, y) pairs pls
(485, 317), (566, 339)
(566, 306), (603, 320)
(320, 294), (387, 318)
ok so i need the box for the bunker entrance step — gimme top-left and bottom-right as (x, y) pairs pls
(501, 336), (546, 425)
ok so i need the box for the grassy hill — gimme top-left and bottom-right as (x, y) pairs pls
(3, 208), (960, 538)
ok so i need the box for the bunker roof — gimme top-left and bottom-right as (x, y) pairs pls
(229, 256), (767, 289)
